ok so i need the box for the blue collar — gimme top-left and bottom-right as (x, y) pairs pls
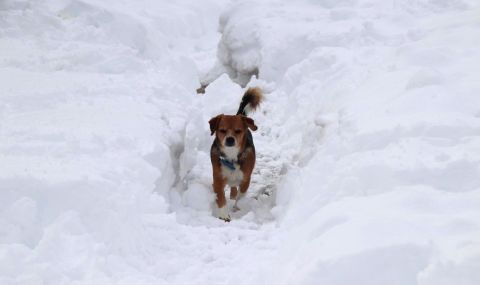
(220, 155), (237, 170)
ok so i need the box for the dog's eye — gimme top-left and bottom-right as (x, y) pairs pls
(235, 129), (242, 134)
(219, 129), (227, 134)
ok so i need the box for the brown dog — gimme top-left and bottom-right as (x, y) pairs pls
(208, 88), (263, 221)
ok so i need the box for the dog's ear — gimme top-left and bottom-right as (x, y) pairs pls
(209, 114), (223, 135)
(242, 116), (257, 131)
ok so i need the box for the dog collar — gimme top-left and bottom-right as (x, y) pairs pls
(219, 155), (237, 171)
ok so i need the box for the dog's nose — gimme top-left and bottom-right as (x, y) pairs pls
(225, 137), (235, 146)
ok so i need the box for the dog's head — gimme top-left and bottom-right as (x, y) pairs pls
(209, 114), (257, 149)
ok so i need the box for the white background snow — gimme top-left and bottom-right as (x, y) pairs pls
(1, 0), (480, 284)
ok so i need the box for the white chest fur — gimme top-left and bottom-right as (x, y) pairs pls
(222, 146), (239, 160)
(220, 146), (244, 187)
(221, 164), (244, 187)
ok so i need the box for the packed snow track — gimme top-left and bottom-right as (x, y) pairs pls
(1, 1), (480, 285)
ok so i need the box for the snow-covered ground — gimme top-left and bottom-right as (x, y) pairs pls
(1, 0), (480, 284)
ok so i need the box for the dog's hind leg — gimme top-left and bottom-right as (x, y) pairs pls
(233, 177), (251, 211)
(230, 187), (238, 200)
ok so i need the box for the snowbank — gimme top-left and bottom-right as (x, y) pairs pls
(198, 0), (480, 283)
(1, 0), (479, 284)
(249, 0), (480, 284)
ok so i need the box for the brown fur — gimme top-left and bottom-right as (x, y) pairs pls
(209, 114), (257, 144)
(208, 88), (262, 221)
(243, 87), (263, 110)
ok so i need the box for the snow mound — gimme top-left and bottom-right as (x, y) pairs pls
(1, 0), (480, 284)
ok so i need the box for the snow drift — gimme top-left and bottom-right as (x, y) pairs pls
(1, 0), (479, 284)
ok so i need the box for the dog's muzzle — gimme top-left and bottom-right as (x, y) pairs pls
(225, 136), (235, 147)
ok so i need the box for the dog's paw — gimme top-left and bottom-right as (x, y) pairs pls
(218, 206), (231, 222)
(219, 216), (231, 222)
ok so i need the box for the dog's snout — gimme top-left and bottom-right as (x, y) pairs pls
(225, 137), (235, 146)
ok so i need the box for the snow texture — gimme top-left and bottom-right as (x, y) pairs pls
(1, 0), (480, 284)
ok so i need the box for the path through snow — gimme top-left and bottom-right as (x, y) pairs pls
(1, 0), (480, 285)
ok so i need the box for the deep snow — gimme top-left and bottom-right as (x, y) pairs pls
(1, 0), (480, 284)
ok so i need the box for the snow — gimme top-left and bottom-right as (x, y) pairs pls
(1, 0), (480, 284)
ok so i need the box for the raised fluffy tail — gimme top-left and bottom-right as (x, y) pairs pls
(236, 87), (263, 116)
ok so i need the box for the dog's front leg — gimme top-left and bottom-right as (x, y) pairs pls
(213, 179), (230, 222)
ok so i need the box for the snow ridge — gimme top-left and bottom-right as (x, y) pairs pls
(1, 0), (480, 284)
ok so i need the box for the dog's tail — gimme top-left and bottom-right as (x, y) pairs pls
(236, 87), (263, 116)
